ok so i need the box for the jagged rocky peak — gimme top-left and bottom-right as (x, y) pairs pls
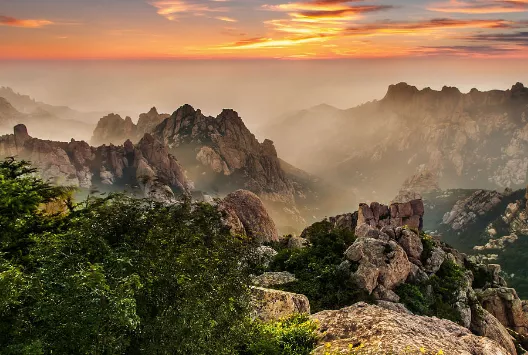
(511, 82), (528, 97)
(136, 107), (169, 137)
(382, 82), (420, 102)
(91, 113), (136, 146)
(0, 124), (190, 200)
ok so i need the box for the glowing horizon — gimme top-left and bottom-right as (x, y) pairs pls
(1, 0), (528, 59)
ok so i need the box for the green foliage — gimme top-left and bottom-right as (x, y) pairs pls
(395, 284), (430, 315)
(0, 158), (252, 355)
(396, 260), (466, 323)
(239, 314), (319, 355)
(269, 221), (372, 312)
(420, 233), (435, 263)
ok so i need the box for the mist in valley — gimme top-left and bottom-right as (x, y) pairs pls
(1, 57), (528, 207)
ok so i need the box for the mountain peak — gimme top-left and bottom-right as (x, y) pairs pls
(383, 82), (419, 101)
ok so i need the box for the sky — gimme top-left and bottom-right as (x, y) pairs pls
(1, 0), (528, 59)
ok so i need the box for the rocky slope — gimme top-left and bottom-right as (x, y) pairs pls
(0, 124), (190, 200)
(261, 82), (528, 202)
(312, 303), (511, 355)
(254, 198), (528, 354)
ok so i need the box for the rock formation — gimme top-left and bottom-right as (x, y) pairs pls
(250, 287), (310, 322)
(136, 107), (169, 137)
(312, 302), (512, 355)
(443, 190), (504, 231)
(91, 108), (169, 146)
(478, 287), (528, 336)
(295, 198), (528, 353)
(91, 113), (136, 146)
(219, 190), (279, 243)
(0, 124), (190, 200)
(252, 272), (297, 288)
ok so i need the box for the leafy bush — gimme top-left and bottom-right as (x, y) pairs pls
(269, 221), (372, 312)
(396, 260), (466, 323)
(239, 314), (319, 355)
(0, 159), (252, 355)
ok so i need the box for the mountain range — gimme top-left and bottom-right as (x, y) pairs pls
(260, 82), (528, 202)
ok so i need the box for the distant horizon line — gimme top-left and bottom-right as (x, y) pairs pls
(2, 56), (528, 62)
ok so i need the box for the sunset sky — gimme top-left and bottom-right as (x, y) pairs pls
(1, 0), (528, 59)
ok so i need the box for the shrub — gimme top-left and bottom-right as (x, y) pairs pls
(396, 260), (466, 323)
(239, 314), (319, 355)
(269, 221), (372, 312)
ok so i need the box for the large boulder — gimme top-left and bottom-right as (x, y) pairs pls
(252, 272), (296, 288)
(477, 287), (528, 336)
(345, 238), (411, 293)
(250, 287), (310, 322)
(220, 190), (279, 243)
(312, 303), (511, 355)
(470, 303), (518, 355)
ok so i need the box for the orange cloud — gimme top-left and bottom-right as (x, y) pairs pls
(149, 0), (228, 20)
(212, 35), (328, 49)
(215, 16), (237, 22)
(345, 18), (516, 35)
(429, 0), (528, 14)
(0, 15), (54, 28)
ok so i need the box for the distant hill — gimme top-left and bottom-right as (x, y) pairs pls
(0, 95), (94, 141)
(0, 86), (103, 124)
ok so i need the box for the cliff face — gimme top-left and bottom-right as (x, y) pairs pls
(0, 124), (189, 200)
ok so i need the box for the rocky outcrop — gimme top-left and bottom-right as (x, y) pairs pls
(252, 272), (297, 288)
(0, 125), (190, 199)
(443, 190), (504, 231)
(91, 113), (136, 146)
(219, 190), (279, 243)
(356, 199), (424, 231)
(136, 107), (169, 137)
(312, 302), (511, 355)
(477, 287), (528, 336)
(345, 238), (411, 294)
(250, 287), (310, 322)
(91, 108), (169, 146)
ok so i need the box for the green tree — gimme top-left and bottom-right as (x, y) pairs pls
(0, 158), (253, 355)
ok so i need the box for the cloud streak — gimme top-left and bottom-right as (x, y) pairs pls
(0, 15), (54, 28)
(429, 0), (528, 14)
(149, 0), (229, 20)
